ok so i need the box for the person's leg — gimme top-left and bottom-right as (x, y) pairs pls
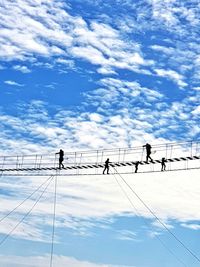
(147, 153), (151, 162)
(59, 159), (64, 169)
(107, 166), (109, 174)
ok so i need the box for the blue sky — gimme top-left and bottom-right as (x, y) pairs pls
(0, 0), (200, 266)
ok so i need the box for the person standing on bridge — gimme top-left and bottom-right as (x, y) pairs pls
(135, 161), (140, 173)
(143, 143), (153, 163)
(56, 149), (64, 169)
(103, 158), (110, 174)
(161, 157), (166, 171)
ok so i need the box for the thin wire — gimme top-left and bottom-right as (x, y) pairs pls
(50, 172), (58, 267)
(0, 156), (5, 177)
(141, 147), (144, 161)
(0, 175), (53, 223)
(113, 167), (200, 264)
(0, 176), (54, 246)
(111, 169), (188, 267)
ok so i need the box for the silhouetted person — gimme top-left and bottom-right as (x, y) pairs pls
(161, 157), (166, 171)
(56, 149), (64, 169)
(135, 161), (140, 173)
(103, 158), (110, 174)
(143, 143), (153, 163)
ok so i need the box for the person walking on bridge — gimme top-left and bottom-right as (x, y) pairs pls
(56, 149), (64, 169)
(103, 158), (110, 174)
(143, 143), (153, 163)
(161, 157), (166, 171)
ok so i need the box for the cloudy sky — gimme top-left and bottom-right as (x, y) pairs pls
(0, 0), (200, 266)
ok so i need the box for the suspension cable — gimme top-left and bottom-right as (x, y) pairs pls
(0, 156), (5, 177)
(0, 176), (54, 246)
(112, 167), (200, 264)
(0, 175), (54, 224)
(50, 172), (58, 267)
(111, 169), (188, 267)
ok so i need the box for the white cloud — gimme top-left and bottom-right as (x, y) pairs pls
(97, 67), (117, 75)
(151, 220), (174, 230)
(0, 81), (163, 153)
(0, 73), (199, 157)
(88, 113), (104, 123)
(150, 45), (175, 55)
(155, 69), (187, 87)
(181, 223), (200, 231)
(0, 0), (154, 75)
(0, 169), (200, 245)
(148, 230), (162, 238)
(13, 65), (31, 73)
(1, 0), (199, 84)
(56, 58), (75, 68)
(191, 106), (200, 116)
(109, 1), (200, 83)
(70, 45), (107, 65)
(188, 125), (200, 137)
(149, 0), (200, 30)
(4, 80), (24, 86)
(0, 216), (49, 242)
(0, 254), (131, 267)
(193, 87), (200, 91)
(116, 230), (139, 241)
(151, 0), (178, 26)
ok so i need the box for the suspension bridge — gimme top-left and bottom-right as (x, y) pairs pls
(0, 140), (200, 176)
(0, 140), (200, 267)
